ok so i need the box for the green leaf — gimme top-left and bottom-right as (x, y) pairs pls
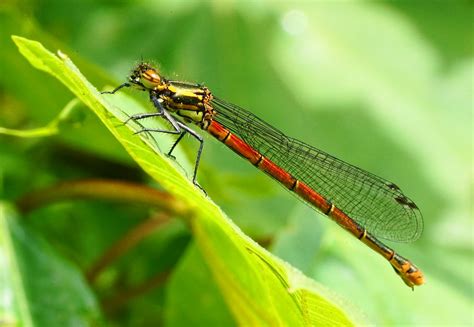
(0, 202), (101, 326)
(10, 35), (365, 325)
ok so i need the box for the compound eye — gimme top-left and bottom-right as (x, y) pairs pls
(144, 69), (161, 82)
(141, 69), (161, 89)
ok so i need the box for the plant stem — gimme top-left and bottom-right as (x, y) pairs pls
(86, 212), (171, 283)
(16, 179), (189, 216)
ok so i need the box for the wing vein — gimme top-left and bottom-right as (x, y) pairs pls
(211, 97), (423, 242)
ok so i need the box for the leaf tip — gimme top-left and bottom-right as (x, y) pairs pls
(57, 49), (69, 60)
(11, 34), (24, 43)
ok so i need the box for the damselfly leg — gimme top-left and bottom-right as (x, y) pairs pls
(101, 84), (206, 191)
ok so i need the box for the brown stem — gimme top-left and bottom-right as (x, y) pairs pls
(86, 212), (171, 283)
(16, 178), (189, 216)
(101, 269), (171, 315)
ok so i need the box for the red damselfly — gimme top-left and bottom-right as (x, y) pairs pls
(103, 62), (424, 288)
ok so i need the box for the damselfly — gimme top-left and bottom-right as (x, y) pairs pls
(103, 62), (424, 288)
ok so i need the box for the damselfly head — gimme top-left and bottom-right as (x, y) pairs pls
(129, 63), (163, 90)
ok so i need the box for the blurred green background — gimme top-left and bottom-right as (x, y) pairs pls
(0, 0), (472, 326)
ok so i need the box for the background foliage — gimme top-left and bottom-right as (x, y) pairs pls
(0, 0), (472, 326)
